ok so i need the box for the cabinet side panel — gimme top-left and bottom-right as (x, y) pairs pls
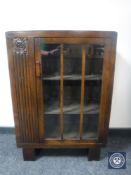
(102, 34), (117, 143)
(98, 35), (117, 144)
(6, 37), (21, 142)
(6, 36), (39, 143)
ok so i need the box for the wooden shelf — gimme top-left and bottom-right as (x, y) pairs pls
(42, 74), (102, 81)
(82, 132), (97, 139)
(44, 132), (97, 140)
(87, 56), (103, 59)
(45, 130), (97, 140)
(63, 132), (97, 139)
(44, 103), (99, 115)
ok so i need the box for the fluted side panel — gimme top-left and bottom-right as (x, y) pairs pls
(12, 38), (38, 143)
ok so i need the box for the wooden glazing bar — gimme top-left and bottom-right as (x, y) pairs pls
(80, 47), (86, 139)
(60, 44), (64, 139)
(35, 38), (45, 140)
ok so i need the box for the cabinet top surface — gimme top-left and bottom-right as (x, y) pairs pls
(6, 30), (117, 38)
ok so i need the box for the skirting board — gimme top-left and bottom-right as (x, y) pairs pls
(0, 127), (15, 134)
(0, 127), (131, 136)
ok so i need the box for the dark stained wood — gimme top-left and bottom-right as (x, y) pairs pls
(98, 34), (117, 145)
(35, 38), (45, 141)
(88, 147), (101, 161)
(35, 37), (105, 45)
(102, 33), (117, 144)
(6, 30), (116, 38)
(80, 47), (86, 139)
(23, 148), (35, 161)
(60, 44), (64, 139)
(6, 37), (21, 142)
(6, 31), (117, 161)
(18, 140), (102, 148)
(6, 37), (39, 143)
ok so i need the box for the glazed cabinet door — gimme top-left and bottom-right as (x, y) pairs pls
(35, 37), (113, 143)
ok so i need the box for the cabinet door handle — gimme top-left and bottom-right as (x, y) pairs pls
(35, 60), (41, 77)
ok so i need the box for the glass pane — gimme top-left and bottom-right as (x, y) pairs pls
(83, 115), (98, 139)
(84, 44), (104, 107)
(85, 44), (104, 77)
(40, 43), (61, 114)
(84, 81), (101, 114)
(83, 44), (104, 139)
(63, 81), (81, 114)
(44, 115), (60, 139)
(63, 44), (81, 139)
(64, 115), (80, 139)
(41, 43), (60, 79)
(43, 81), (60, 114)
(63, 44), (82, 114)
(64, 44), (82, 79)
(40, 43), (61, 139)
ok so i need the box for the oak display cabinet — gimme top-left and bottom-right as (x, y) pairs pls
(6, 31), (117, 161)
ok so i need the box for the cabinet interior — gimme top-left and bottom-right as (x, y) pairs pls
(40, 43), (104, 140)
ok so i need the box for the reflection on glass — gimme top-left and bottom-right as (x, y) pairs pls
(40, 43), (61, 139)
(84, 44), (104, 105)
(85, 44), (104, 76)
(64, 44), (82, 78)
(86, 45), (104, 57)
(83, 44), (104, 139)
(63, 81), (81, 114)
(44, 115), (60, 139)
(82, 115), (98, 139)
(63, 45), (81, 139)
(84, 81), (101, 112)
(41, 44), (60, 79)
(43, 81), (60, 114)
(64, 115), (80, 139)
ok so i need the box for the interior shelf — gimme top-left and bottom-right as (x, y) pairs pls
(87, 56), (103, 59)
(44, 103), (99, 114)
(60, 56), (103, 59)
(41, 43), (104, 141)
(41, 74), (102, 81)
(44, 114), (98, 140)
(82, 132), (97, 139)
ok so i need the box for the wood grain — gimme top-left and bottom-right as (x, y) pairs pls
(60, 44), (64, 139)
(80, 47), (86, 139)
(35, 38), (45, 141)
(6, 31), (117, 161)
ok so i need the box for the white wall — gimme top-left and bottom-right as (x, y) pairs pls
(0, 0), (131, 128)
